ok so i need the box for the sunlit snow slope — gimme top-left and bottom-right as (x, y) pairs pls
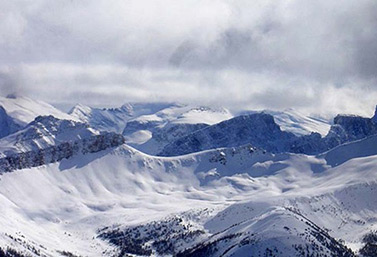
(0, 141), (376, 256)
(0, 96), (76, 126)
(1, 98), (377, 257)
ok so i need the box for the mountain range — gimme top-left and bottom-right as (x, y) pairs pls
(1, 95), (377, 256)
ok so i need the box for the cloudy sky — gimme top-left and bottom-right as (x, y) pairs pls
(0, 0), (376, 116)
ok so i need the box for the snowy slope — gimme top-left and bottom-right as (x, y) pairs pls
(0, 115), (99, 156)
(0, 115), (125, 173)
(0, 95), (76, 126)
(2, 97), (377, 256)
(1, 140), (377, 255)
(69, 102), (233, 155)
(123, 104), (233, 155)
(264, 109), (331, 136)
(239, 108), (331, 136)
(69, 103), (175, 133)
(322, 134), (377, 167)
(123, 104), (232, 134)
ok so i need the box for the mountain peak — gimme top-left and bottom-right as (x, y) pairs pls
(0, 96), (77, 125)
(69, 103), (92, 115)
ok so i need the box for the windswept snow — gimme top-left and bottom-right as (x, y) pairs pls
(1, 97), (377, 256)
(323, 134), (377, 167)
(0, 141), (377, 256)
(239, 108), (331, 136)
(0, 96), (76, 126)
(264, 109), (331, 136)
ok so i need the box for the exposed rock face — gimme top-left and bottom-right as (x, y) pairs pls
(288, 132), (327, 154)
(0, 133), (124, 173)
(0, 115), (97, 155)
(0, 115), (125, 173)
(289, 115), (377, 154)
(332, 115), (377, 142)
(0, 106), (21, 139)
(159, 113), (296, 156)
(159, 113), (377, 156)
(152, 123), (209, 144)
(122, 120), (161, 135)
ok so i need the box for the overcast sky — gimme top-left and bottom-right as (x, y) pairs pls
(0, 0), (376, 116)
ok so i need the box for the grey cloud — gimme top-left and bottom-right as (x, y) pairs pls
(0, 71), (18, 95)
(1, 0), (377, 116)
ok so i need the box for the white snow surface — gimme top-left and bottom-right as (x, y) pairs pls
(0, 116), (99, 156)
(122, 104), (233, 154)
(0, 96), (77, 126)
(127, 104), (233, 126)
(0, 98), (374, 256)
(69, 103), (133, 133)
(0, 142), (376, 256)
(263, 109), (331, 136)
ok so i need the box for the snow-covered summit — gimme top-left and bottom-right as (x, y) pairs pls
(0, 115), (98, 155)
(69, 102), (180, 133)
(160, 111), (377, 157)
(0, 96), (76, 126)
(121, 104), (233, 154)
(262, 108), (331, 136)
(2, 97), (377, 256)
(159, 113), (296, 156)
(0, 115), (124, 172)
(1, 134), (377, 255)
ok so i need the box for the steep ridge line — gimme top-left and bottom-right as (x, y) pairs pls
(159, 112), (377, 157)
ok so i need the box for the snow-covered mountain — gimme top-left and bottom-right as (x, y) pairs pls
(1, 139), (377, 256)
(0, 115), (124, 172)
(0, 95), (77, 141)
(262, 108), (331, 136)
(69, 103), (233, 155)
(69, 102), (333, 156)
(0, 95), (76, 126)
(160, 112), (377, 156)
(2, 96), (377, 256)
(159, 113), (296, 156)
(122, 104), (233, 154)
(69, 102), (177, 133)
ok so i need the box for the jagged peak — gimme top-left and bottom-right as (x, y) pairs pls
(119, 103), (133, 113)
(27, 116), (97, 134)
(69, 103), (92, 115)
(333, 114), (371, 124)
(30, 115), (82, 124)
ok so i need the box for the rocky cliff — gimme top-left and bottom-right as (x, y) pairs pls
(0, 115), (124, 173)
(159, 113), (377, 156)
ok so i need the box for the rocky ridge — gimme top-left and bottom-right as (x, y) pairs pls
(0, 115), (124, 173)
